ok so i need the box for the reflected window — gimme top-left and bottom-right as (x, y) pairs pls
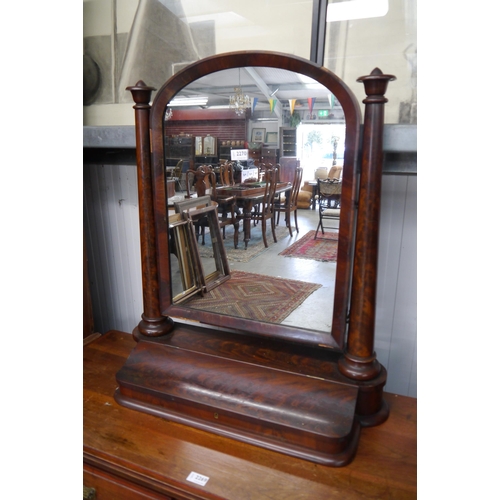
(324, 0), (416, 124)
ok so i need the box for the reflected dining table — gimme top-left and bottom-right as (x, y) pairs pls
(216, 181), (292, 249)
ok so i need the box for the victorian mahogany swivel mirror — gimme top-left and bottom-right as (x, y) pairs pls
(115, 51), (395, 467)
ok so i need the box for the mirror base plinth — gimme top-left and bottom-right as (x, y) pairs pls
(338, 352), (382, 381)
(357, 398), (389, 428)
(354, 367), (389, 427)
(132, 315), (175, 341)
(115, 324), (371, 467)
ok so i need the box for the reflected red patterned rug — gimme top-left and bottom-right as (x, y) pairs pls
(185, 270), (321, 323)
(279, 230), (338, 262)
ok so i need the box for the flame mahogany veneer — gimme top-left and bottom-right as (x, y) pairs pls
(85, 331), (417, 498)
(115, 51), (395, 467)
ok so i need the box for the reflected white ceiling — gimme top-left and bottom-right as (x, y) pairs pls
(175, 66), (337, 111)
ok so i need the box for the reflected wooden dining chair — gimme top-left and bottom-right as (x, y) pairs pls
(184, 166), (214, 244)
(185, 165), (212, 198)
(206, 169), (240, 249)
(314, 178), (342, 239)
(275, 166), (303, 237)
(171, 159), (183, 191)
(219, 161), (235, 186)
(250, 167), (278, 248)
(252, 163), (277, 222)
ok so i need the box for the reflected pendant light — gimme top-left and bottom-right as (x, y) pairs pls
(229, 69), (251, 116)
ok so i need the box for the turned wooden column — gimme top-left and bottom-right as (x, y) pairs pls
(339, 68), (395, 380)
(127, 81), (174, 339)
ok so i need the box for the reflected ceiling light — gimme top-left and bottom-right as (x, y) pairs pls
(327, 0), (388, 22)
(169, 96), (208, 107)
(229, 69), (251, 116)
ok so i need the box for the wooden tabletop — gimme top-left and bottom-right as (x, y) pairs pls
(84, 330), (417, 499)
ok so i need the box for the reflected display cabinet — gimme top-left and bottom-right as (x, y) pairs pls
(117, 51), (395, 467)
(280, 127), (297, 157)
(165, 134), (194, 164)
(261, 146), (278, 164)
(219, 141), (246, 162)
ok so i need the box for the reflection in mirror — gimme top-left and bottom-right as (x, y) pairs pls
(168, 213), (204, 304)
(173, 196), (231, 300)
(164, 67), (346, 335)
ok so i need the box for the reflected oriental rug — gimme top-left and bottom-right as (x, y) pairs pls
(185, 270), (321, 323)
(279, 230), (339, 262)
(198, 225), (290, 263)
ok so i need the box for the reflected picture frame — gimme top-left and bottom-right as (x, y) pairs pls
(251, 128), (266, 142)
(266, 132), (278, 143)
(195, 136), (203, 155)
(168, 213), (205, 304)
(173, 196), (231, 297)
(203, 135), (216, 155)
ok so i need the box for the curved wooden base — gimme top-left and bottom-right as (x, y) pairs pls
(115, 325), (389, 467)
(132, 314), (175, 341)
(115, 388), (361, 468)
(357, 398), (389, 427)
(352, 365), (389, 424)
(115, 325), (366, 467)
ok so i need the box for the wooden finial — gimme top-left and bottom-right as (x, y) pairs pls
(357, 68), (396, 103)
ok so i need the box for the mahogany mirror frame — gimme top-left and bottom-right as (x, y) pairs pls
(122, 50), (395, 465)
(146, 51), (363, 350)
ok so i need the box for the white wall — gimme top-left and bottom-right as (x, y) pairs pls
(83, 163), (143, 334)
(375, 174), (417, 396)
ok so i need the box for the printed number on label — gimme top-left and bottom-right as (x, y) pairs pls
(186, 472), (210, 486)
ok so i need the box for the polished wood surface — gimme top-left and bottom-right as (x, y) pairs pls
(115, 327), (361, 466)
(126, 81), (175, 338)
(339, 68), (396, 381)
(84, 331), (417, 499)
(124, 51), (394, 470)
(217, 181), (291, 248)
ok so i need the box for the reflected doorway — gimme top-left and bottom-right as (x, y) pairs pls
(296, 123), (345, 180)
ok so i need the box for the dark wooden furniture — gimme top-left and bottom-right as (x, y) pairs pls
(261, 146), (278, 164)
(84, 331), (417, 499)
(248, 167), (278, 248)
(121, 52), (395, 467)
(279, 126), (297, 157)
(248, 143), (262, 165)
(165, 134), (194, 180)
(275, 166), (303, 236)
(217, 180), (291, 249)
(218, 142), (246, 162)
(207, 168), (240, 248)
(278, 156), (300, 183)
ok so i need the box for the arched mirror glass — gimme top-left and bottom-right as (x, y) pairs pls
(150, 53), (361, 351)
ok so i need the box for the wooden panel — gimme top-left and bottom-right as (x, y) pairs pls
(84, 464), (173, 500)
(165, 110), (246, 141)
(84, 331), (417, 499)
(116, 338), (360, 466)
(278, 157), (300, 183)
